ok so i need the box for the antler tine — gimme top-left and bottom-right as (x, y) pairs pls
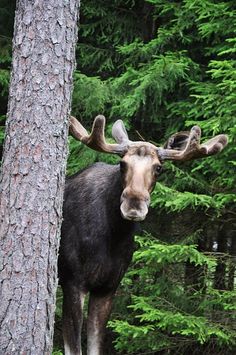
(70, 116), (89, 140)
(157, 126), (228, 161)
(69, 115), (128, 155)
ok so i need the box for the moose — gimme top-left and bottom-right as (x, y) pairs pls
(58, 115), (227, 355)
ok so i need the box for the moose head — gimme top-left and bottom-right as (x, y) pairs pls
(70, 115), (228, 222)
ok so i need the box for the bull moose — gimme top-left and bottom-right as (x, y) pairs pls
(58, 115), (227, 355)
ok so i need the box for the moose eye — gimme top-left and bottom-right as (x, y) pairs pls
(120, 161), (127, 174)
(153, 165), (162, 176)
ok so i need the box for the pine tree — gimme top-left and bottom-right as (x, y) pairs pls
(0, 1), (79, 352)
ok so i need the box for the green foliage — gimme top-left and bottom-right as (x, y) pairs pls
(151, 183), (236, 214)
(0, 69), (10, 96)
(133, 236), (215, 267)
(72, 71), (110, 120)
(78, 0), (143, 77)
(109, 235), (236, 354)
(111, 51), (197, 122)
(0, 1), (15, 119)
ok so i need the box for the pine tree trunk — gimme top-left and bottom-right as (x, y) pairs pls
(0, 1), (79, 353)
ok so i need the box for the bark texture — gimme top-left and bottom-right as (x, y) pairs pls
(0, 0), (79, 353)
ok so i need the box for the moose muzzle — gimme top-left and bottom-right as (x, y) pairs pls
(120, 189), (150, 221)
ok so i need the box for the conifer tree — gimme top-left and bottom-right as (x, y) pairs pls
(0, 1), (79, 353)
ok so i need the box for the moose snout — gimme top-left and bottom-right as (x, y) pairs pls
(120, 189), (150, 221)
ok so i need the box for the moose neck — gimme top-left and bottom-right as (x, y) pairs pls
(102, 164), (137, 240)
(65, 162), (137, 243)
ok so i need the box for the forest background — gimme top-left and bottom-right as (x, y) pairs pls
(0, 1), (236, 354)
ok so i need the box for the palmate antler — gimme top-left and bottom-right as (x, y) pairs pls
(69, 115), (228, 161)
(156, 125), (228, 161)
(70, 115), (129, 155)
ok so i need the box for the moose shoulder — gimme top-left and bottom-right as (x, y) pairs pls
(58, 115), (228, 355)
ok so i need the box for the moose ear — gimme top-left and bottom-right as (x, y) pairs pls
(164, 131), (191, 151)
(112, 120), (130, 145)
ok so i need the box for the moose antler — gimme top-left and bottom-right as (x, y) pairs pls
(70, 116), (228, 161)
(157, 126), (228, 161)
(70, 115), (130, 155)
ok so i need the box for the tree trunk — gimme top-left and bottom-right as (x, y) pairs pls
(0, 1), (79, 353)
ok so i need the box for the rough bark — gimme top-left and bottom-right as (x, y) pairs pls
(0, 0), (79, 353)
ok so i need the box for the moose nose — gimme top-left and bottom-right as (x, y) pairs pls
(120, 189), (150, 221)
(121, 188), (150, 204)
(123, 208), (148, 221)
(120, 202), (148, 221)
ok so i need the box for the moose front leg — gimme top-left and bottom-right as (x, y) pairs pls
(87, 292), (114, 355)
(62, 282), (86, 355)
